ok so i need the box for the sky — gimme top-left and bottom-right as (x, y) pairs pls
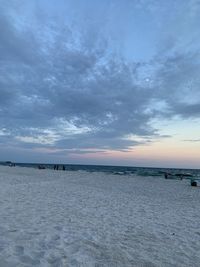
(0, 0), (200, 168)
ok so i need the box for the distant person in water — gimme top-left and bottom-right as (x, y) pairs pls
(164, 173), (168, 179)
(63, 165), (65, 171)
(54, 165), (59, 170)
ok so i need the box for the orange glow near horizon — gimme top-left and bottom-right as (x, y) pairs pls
(22, 118), (200, 169)
(75, 139), (200, 169)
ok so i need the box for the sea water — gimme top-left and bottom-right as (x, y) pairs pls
(0, 162), (199, 177)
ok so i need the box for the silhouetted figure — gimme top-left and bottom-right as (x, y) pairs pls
(164, 173), (168, 179)
(38, 165), (45, 169)
(63, 165), (65, 171)
(54, 165), (56, 170)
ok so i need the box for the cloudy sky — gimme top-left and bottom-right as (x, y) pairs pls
(0, 0), (200, 168)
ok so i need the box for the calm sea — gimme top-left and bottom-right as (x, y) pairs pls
(0, 162), (200, 177)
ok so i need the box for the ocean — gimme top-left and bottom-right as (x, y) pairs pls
(0, 161), (200, 177)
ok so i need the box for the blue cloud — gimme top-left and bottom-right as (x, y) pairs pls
(0, 0), (200, 160)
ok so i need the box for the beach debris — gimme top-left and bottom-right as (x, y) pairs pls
(191, 179), (197, 187)
(163, 171), (200, 186)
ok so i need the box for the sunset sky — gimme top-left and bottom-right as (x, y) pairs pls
(0, 0), (200, 168)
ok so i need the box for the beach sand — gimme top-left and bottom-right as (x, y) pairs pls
(0, 166), (200, 266)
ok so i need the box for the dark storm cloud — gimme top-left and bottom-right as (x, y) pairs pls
(0, 0), (200, 156)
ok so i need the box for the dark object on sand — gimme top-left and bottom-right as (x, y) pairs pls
(191, 180), (197, 187)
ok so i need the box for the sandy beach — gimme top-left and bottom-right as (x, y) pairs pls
(0, 166), (200, 266)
